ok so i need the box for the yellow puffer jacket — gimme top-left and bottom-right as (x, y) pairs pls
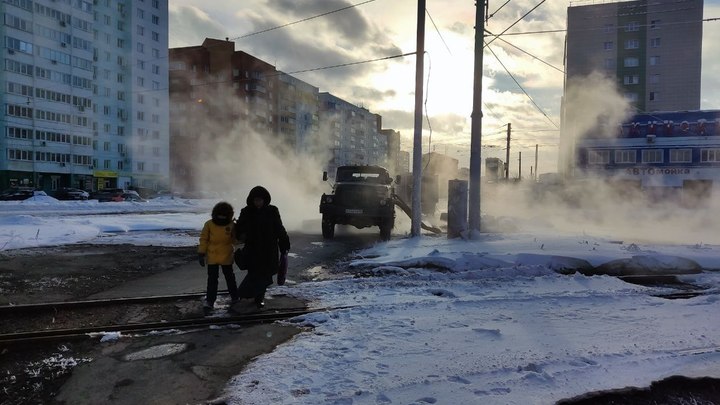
(198, 220), (235, 265)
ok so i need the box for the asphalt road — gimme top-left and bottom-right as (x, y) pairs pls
(52, 229), (382, 405)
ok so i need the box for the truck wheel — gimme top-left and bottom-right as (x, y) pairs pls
(322, 217), (335, 239)
(379, 218), (393, 241)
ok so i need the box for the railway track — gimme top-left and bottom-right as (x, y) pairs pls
(0, 292), (328, 347)
(0, 306), (316, 346)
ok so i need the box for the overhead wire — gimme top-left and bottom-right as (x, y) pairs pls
(426, 9), (452, 55)
(230, 0), (377, 40)
(484, 0), (547, 48)
(485, 30), (564, 74)
(485, 41), (559, 129)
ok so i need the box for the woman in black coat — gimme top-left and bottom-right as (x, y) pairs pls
(234, 185), (290, 308)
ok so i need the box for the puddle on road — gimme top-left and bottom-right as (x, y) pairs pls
(122, 343), (189, 361)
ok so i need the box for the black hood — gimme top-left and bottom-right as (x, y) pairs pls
(246, 186), (271, 207)
(211, 201), (234, 226)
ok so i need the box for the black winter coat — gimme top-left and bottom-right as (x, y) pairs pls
(234, 186), (290, 276)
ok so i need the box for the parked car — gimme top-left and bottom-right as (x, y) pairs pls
(0, 187), (47, 201)
(121, 192), (146, 202)
(54, 187), (90, 201)
(90, 189), (144, 202)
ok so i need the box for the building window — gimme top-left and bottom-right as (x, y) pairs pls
(588, 150), (610, 164)
(625, 39), (639, 49)
(626, 21), (640, 32)
(624, 57), (639, 67)
(650, 74), (660, 84)
(603, 24), (614, 34)
(649, 92), (657, 101)
(700, 149), (720, 162)
(152, 15), (159, 25)
(615, 150), (637, 164)
(649, 56), (660, 66)
(669, 149), (692, 163)
(152, 31), (159, 41)
(623, 75), (640, 85)
(650, 38), (661, 48)
(641, 149), (663, 163)
(137, 42), (144, 53)
(650, 19), (661, 29)
(624, 93), (639, 102)
(137, 8), (144, 19)
(603, 41), (613, 50)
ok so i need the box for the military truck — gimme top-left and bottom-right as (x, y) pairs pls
(319, 165), (395, 241)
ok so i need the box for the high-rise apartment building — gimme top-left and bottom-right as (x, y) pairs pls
(560, 0), (703, 174)
(0, 0), (169, 193)
(319, 92), (387, 177)
(168, 38), (279, 192)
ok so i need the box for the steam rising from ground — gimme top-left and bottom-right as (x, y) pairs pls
(564, 72), (632, 139)
(480, 179), (720, 246)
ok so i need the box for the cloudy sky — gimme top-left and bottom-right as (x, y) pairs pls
(167, 0), (720, 175)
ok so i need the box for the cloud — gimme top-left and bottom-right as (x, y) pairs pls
(168, 5), (228, 47)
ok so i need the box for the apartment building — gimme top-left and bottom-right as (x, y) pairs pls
(560, 0), (704, 175)
(0, 0), (169, 193)
(319, 92), (387, 178)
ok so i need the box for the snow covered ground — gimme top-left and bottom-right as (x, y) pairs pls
(2, 195), (720, 404)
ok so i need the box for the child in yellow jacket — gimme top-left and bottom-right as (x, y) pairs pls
(198, 201), (239, 313)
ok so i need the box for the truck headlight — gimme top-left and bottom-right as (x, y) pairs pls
(380, 199), (387, 206)
(325, 196), (333, 203)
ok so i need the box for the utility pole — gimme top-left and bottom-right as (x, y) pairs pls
(411, 0), (426, 237)
(518, 151), (522, 181)
(534, 143), (538, 180)
(469, 0), (488, 234)
(505, 123), (511, 180)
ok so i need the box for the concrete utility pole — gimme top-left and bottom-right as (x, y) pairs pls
(411, 0), (426, 237)
(505, 123), (511, 179)
(534, 143), (539, 180)
(518, 151), (522, 180)
(469, 0), (488, 234)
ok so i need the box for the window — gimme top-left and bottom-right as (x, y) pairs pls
(641, 149), (663, 163)
(626, 21), (640, 32)
(615, 150), (636, 164)
(700, 149), (720, 162)
(152, 31), (159, 41)
(137, 42), (144, 53)
(624, 93), (639, 102)
(137, 77), (145, 87)
(103, 141), (110, 151)
(137, 8), (144, 19)
(603, 41), (613, 50)
(649, 92), (657, 101)
(650, 74), (660, 84)
(117, 38), (124, 49)
(152, 48), (160, 58)
(625, 39), (639, 49)
(650, 19), (661, 29)
(603, 24), (614, 34)
(588, 150), (610, 164)
(137, 25), (144, 35)
(152, 0), (159, 8)
(624, 57), (639, 67)
(669, 149), (691, 163)
(152, 15), (159, 25)
(137, 111), (145, 121)
(624, 75), (640, 85)
(649, 56), (660, 66)
(650, 38), (661, 48)
(152, 64), (159, 74)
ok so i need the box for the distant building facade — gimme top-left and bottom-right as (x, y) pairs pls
(0, 0), (170, 192)
(319, 92), (387, 177)
(575, 110), (720, 199)
(169, 39), (278, 192)
(380, 129), (401, 176)
(560, 0), (703, 175)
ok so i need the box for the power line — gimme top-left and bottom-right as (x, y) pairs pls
(230, 0), (378, 40)
(485, 29), (564, 74)
(426, 9), (452, 55)
(484, 0), (548, 49)
(501, 17), (719, 37)
(285, 52), (415, 75)
(488, 0), (511, 20)
(485, 41), (559, 129)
